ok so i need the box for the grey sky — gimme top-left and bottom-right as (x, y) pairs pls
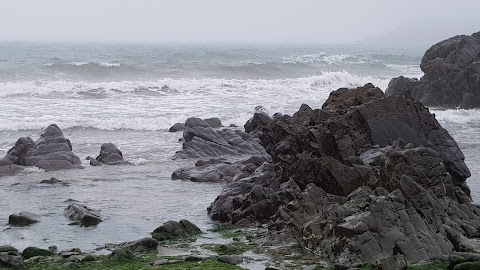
(1, 0), (479, 44)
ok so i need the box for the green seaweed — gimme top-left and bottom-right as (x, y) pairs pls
(24, 253), (241, 270)
(201, 242), (252, 255)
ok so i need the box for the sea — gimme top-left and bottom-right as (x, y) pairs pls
(0, 42), (478, 252)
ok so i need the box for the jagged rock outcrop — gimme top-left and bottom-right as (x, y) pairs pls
(90, 143), (130, 166)
(208, 84), (477, 267)
(173, 118), (266, 159)
(171, 156), (268, 182)
(0, 124), (82, 175)
(64, 203), (102, 226)
(387, 31), (480, 108)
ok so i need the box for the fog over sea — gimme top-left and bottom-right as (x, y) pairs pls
(0, 42), (478, 251)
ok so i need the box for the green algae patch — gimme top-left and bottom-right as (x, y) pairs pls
(209, 224), (241, 239)
(25, 255), (242, 270)
(201, 242), (252, 255)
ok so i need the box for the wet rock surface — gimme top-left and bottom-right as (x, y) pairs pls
(63, 203), (102, 226)
(172, 155), (269, 183)
(0, 124), (82, 176)
(174, 117), (266, 159)
(387, 31), (480, 108)
(8, 211), (40, 226)
(151, 219), (202, 241)
(92, 143), (130, 165)
(208, 84), (478, 267)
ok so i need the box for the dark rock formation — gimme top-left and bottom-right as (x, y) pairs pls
(151, 219), (202, 241)
(169, 123), (185, 132)
(172, 156), (268, 182)
(63, 203), (102, 226)
(174, 118), (266, 159)
(244, 112), (272, 137)
(92, 143), (130, 166)
(203, 117), (223, 128)
(208, 84), (477, 267)
(0, 124), (82, 175)
(8, 211), (39, 226)
(386, 31), (480, 108)
(117, 237), (158, 253)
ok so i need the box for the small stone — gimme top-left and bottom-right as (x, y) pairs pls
(184, 255), (203, 262)
(109, 248), (134, 261)
(218, 255), (243, 265)
(152, 259), (169, 266)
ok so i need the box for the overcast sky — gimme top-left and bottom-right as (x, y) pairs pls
(1, 0), (479, 45)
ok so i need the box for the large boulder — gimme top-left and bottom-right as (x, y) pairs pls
(208, 84), (477, 267)
(63, 203), (102, 226)
(174, 118), (266, 159)
(387, 31), (480, 108)
(92, 143), (130, 165)
(151, 219), (202, 241)
(8, 211), (39, 226)
(0, 124), (82, 175)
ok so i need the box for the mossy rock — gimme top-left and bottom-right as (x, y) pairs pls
(152, 220), (202, 242)
(201, 242), (252, 255)
(23, 247), (54, 259)
(453, 261), (480, 270)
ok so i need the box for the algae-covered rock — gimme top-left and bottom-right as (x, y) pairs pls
(152, 219), (202, 241)
(22, 247), (53, 259)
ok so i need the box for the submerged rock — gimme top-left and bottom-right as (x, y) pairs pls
(387, 31), (480, 108)
(92, 143), (130, 165)
(0, 124), (82, 176)
(40, 177), (66, 185)
(174, 118), (266, 159)
(208, 84), (476, 267)
(63, 203), (102, 226)
(8, 211), (40, 226)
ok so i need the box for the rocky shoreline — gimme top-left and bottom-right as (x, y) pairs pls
(2, 32), (480, 270)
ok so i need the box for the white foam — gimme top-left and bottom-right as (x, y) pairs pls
(0, 71), (391, 131)
(282, 53), (370, 65)
(432, 108), (480, 125)
(98, 62), (122, 67)
(69, 62), (89, 66)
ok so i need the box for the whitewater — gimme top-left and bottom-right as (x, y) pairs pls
(0, 42), (478, 252)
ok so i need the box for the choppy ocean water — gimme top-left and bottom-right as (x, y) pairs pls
(0, 42), (478, 251)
